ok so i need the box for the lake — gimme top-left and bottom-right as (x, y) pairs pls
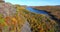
(26, 7), (48, 15)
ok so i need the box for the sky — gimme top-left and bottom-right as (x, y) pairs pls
(4, 0), (60, 6)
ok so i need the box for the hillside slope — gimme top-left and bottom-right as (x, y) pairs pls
(16, 5), (59, 32)
(0, 3), (31, 32)
(0, 2), (59, 32)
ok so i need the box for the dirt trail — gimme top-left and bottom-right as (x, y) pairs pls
(20, 21), (31, 32)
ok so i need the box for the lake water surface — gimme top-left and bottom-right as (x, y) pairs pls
(26, 7), (48, 15)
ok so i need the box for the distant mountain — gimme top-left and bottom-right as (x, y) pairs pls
(56, 5), (60, 6)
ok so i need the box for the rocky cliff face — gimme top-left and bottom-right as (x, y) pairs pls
(0, 3), (16, 17)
